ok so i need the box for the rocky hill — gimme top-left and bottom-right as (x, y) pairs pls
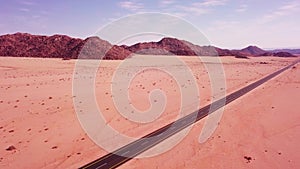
(123, 37), (220, 56)
(124, 37), (196, 56)
(269, 49), (300, 55)
(0, 33), (131, 59)
(240, 45), (267, 56)
(0, 33), (82, 58)
(261, 51), (296, 57)
(76, 36), (131, 59)
(230, 45), (296, 57)
(0, 33), (296, 59)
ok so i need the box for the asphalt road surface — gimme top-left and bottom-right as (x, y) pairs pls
(80, 59), (299, 169)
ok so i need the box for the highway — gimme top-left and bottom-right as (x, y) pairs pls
(80, 59), (299, 169)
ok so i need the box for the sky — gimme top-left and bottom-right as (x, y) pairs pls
(0, 0), (299, 49)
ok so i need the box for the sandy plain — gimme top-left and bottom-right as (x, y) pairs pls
(0, 56), (299, 168)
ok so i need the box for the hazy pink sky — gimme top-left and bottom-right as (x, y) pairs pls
(1, 0), (299, 49)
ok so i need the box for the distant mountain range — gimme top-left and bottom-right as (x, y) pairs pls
(0, 33), (298, 59)
(268, 49), (300, 55)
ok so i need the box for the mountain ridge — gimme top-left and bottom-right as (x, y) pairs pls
(268, 49), (300, 55)
(0, 32), (297, 59)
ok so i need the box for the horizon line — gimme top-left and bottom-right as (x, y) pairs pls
(1, 32), (300, 50)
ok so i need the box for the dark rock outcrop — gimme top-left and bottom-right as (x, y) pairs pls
(273, 52), (296, 57)
(261, 51), (296, 57)
(6, 145), (16, 151)
(234, 53), (249, 59)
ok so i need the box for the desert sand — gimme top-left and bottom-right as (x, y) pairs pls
(0, 56), (299, 168)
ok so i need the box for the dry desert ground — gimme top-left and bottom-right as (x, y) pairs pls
(0, 56), (299, 168)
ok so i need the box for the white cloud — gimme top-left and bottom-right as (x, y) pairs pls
(280, 1), (299, 10)
(193, 0), (227, 7)
(179, 0), (227, 15)
(118, 1), (144, 11)
(20, 0), (36, 6)
(160, 0), (176, 5)
(176, 5), (210, 16)
(19, 8), (30, 12)
(236, 4), (247, 12)
(172, 0), (227, 16)
(210, 20), (240, 30)
(117, 0), (227, 18)
(262, 1), (299, 22)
